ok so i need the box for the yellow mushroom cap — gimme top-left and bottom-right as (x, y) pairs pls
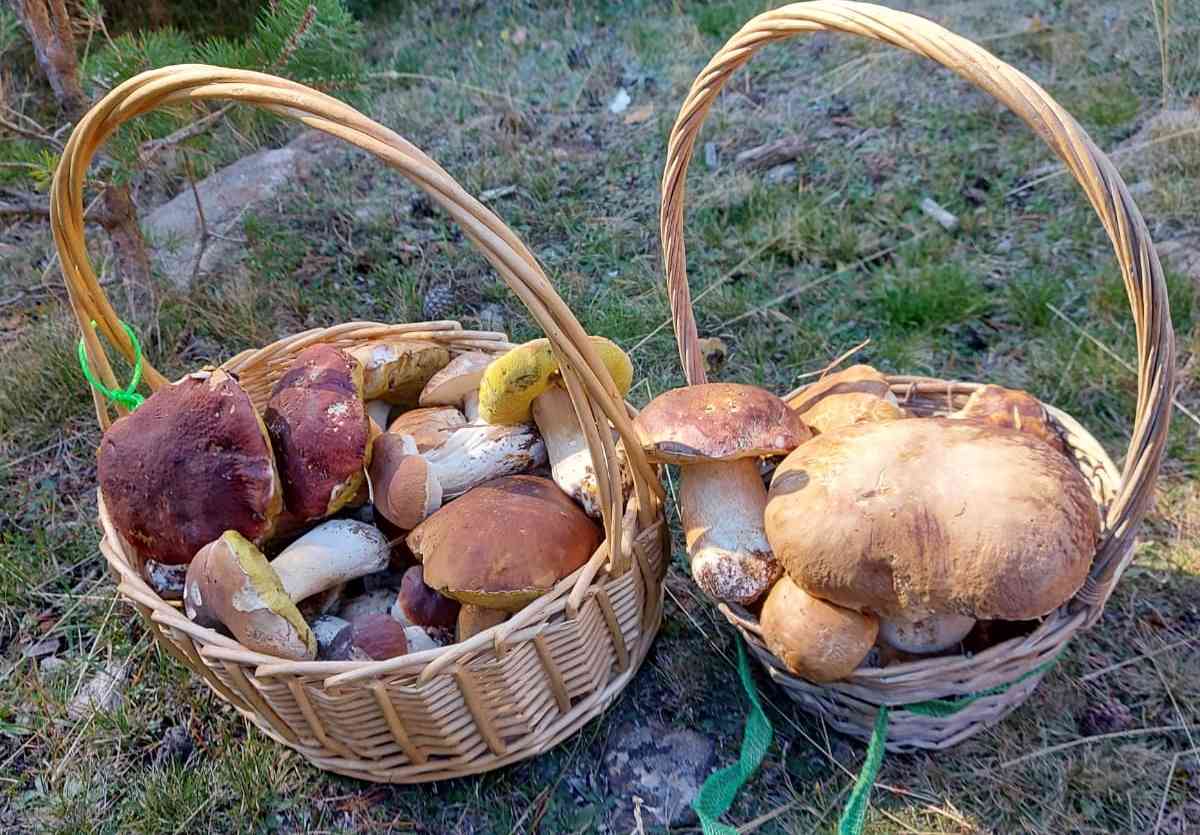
(477, 336), (632, 425)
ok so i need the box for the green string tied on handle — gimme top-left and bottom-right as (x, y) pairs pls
(692, 637), (774, 835)
(77, 319), (146, 412)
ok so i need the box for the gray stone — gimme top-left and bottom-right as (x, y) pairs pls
(604, 720), (717, 831)
(144, 131), (348, 288)
(21, 637), (60, 659)
(1157, 239), (1200, 283)
(68, 661), (129, 718)
(765, 162), (798, 185)
(39, 656), (68, 678)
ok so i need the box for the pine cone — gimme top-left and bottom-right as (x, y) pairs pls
(422, 283), (456, 321)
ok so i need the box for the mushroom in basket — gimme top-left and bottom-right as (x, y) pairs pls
(764, 417), (1100, 656)
(784, 364), (904, 434)
(98, 367), (282, 567)
(477, 336), (634, 517)
(633, 383), (810, 604)
(419, 351), (493, 421)
(184, 519), (390, 660)
(950, 383), (1065, 453)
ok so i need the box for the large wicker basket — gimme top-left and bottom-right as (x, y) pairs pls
(52, 65), (667, 782)
(659, 2), (1175, 751)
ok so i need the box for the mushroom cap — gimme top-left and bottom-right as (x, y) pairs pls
(633, 383), (811, 464)
(98, 368), (282, 565)
(397, 565), (460, 630)
(408, 475), (602, 610)
(347, 613), (409, 660)
(765, 417), (1100, 621)
(456, 603), (509, 642)
(760, 576), (879, 682)
(349, 340), (451, 405)
(368, 433), (442, 529)
(264, 344), (371, 521)
(477, 336), (633, 425)
(419, 351), (493, 408)
(387, 406), (467, 452)
(183, 531), (314, 660)
(953, 384), (1064, 453)
(785, 364), (904, 435)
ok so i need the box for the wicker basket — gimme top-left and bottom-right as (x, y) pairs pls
(659, 2), (1175, 752)
(52, 65), (668, 782)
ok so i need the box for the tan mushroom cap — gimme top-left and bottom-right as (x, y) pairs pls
(634, 383), (811, 465)
(952, 384), (1064, 453)
(368, 433), (441, 529)
(98, 368), (282, 565)
(265, 344), (371, 521)
(387, 406), (466, 452)
(785, 364), (904, 435)
(419, 351), (493, 407)
(760, 576), (879, 682)
(408, 475), (602, 611)
(349, 340), (450, 405)
(184, 531), (314, 660)
(765, 417), (1100, 622)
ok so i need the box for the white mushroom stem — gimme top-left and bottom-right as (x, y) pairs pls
(878, 613), (976, 654)
(532, 385), (604, 516)
(462, 390), (480, 422)
(679, 458), (779, 604)
(270, 520), (390, 603)
(422, 421), (547, 499)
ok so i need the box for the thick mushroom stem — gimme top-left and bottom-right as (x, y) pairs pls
(680, 459), (781, 604)
(422, 422), (546, 499)
(878, 613), (976, 654)
(369, 434), (442, 529)
(531, 385), (612, 517)
(269, 520), (391, 602)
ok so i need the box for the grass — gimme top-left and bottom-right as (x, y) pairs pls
(2, 0), (1200, 832)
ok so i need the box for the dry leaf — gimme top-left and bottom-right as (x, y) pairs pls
(623, 104), (654, 125)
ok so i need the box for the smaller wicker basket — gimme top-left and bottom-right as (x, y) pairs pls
(659, 2), (1175, 751)
(52, 65), (668, 782)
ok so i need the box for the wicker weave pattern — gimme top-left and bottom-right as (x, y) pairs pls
(659, 2), (1174, 750)
(52, 66), (667, 781)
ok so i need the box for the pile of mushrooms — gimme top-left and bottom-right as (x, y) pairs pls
(98, 332), (637, 662)
(636, 366), (1100, 682)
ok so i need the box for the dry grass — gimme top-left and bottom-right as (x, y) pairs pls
(2, 0), (1200, 832)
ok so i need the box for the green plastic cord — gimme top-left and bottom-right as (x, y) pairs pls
(692, 637), (774, 835)
(77, 320), (146, 411)
(698, 640), (1061, 835)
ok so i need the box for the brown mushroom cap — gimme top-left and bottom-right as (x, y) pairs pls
(397, 565), (460, 630)
(387, 406), (467, 452)
(347, 613), (409, 660)
(785, 364), (904, 434)
(368, 433), (441, 529)
(765, 417), (1100, 621)
(408, 475), (602, 610)
(350, 340), (450, 405)
(264, 344), (371, 521)
(418, 351), (493, 407)
(953, 384), (1064, 453)
(760, 576), (879, 682)
(633, 383), (810, 464)
(98, 368), (282, 565)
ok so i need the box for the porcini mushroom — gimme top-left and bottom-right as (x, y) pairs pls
(387, 406), (467, 452)
(456, 604), (509, 642)
(760, 576), (879, 682)
(764, 418), (1100, 652)
(369, 433), (442, 529)
(421, 421), (546, 499)
(419, 351), (493, 421)
(395, 565), (460, 631)
(785, 364), (903, 434)
(98, 368), (281, 565)
(346, 613), (409, 660)
(634, 383), (811, 604)
(477, 336), (633, 425)
(951, 384), (1064, 453)
(264, 344), (371, 521)
(479, 337), (634, 515)
(408, 475), (602, 611)
(183, 520), (390, 659)
(349, 340), (450, 406)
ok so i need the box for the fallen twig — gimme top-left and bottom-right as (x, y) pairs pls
(139, 103), (235, 163)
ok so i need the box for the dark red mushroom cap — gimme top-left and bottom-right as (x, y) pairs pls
(264, 344), (371, 520)
(98, 368), (282, 565)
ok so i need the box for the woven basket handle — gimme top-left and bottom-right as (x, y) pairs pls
(660, 2), (1174, 610)
(52, 64), (660, 559)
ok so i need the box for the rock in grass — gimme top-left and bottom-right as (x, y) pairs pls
(68, 661), (129, 719)
(604, 720), (716, 829)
